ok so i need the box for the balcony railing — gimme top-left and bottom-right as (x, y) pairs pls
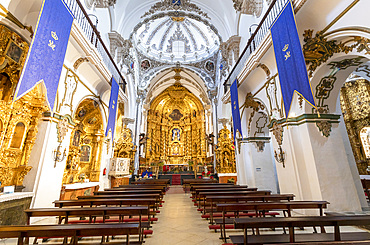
(63, 0), (126, 92)
(224, 0), (289, 93)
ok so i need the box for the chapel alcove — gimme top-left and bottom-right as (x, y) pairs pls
(340, 78), (370, 174)
(62, 99), (104, 184)
(0, 25), (47, 188)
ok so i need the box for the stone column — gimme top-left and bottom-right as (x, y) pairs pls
(273, 119), (365, 212)
(23, 115), (72, 208)
(133, 91), (145, 175)
(211, 96), (219, 174)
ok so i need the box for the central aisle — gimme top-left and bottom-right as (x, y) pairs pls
(146, 186), (224, 245)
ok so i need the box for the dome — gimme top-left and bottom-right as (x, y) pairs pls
(131, 12), (221, 64)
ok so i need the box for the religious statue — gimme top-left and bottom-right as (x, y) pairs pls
(173, 144), (179, 155)
(63, 74), (77, 107)
(172, 128), (180, 141)
(223, 152), (229, 168)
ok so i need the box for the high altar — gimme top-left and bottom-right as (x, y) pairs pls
(143, 80), (207, 172)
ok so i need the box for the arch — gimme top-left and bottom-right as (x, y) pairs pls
(10, 122), (26, 149)
(63, 98), (105, 184)
(144, 82), (207, 171)
(304, 28), (370, 114)
(144, 66), (211, 105)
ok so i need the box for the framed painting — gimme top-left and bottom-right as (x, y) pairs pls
(5, 40), (23, 64)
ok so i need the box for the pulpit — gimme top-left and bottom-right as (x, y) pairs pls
(109, 158), (131, 187)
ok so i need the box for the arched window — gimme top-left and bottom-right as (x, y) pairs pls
(10, 122), (25, 148)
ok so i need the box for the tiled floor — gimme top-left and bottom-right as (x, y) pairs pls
(1, 186), (368, 244)
(145, 186), (224, 245)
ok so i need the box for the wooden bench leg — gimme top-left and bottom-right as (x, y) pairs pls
(289, 227), (295, 243)
(17, 234), (24, 245)
(244, 228), (247, 245)
(334, 224), (341, 241)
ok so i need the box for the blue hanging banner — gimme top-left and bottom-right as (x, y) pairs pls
(105, 77), (120, 139)
(230, 79), (243, 143)
(270, 0), (316, 118)
(14, 0), (73, 111)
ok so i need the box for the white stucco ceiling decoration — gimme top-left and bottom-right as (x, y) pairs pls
(130, 1), (222, 64)
(141, 0), (210, 19)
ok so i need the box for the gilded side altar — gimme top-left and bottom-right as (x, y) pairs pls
(0, 25), (47, 187)
(216, 125), (236, 173)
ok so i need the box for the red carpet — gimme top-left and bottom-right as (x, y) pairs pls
(172, 174), (181, 185)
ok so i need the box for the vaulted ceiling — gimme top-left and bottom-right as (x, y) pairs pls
(111, 0), (239, 42)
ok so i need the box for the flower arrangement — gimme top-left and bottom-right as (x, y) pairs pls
(202, 170), (211, 177)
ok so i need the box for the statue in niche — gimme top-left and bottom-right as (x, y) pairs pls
(222, 152), (229, 168)
(0, 73), (12, 101)
(172, 128), (180, 141)
(173, 144), (179, 155)
(72, 130), (81, 147)
(63, 73), (77, 107)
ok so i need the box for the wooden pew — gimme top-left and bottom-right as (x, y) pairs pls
(189, 183), (237, 193)
(107, 186), (166, 192)
(232, 215), (370, 244)
(132, 179), (170, 187)
(183, 179), (218, 184)
(271, 240), (370, 245)
(216, 201), (329, 242)
(95, 189), (163, 196)
(93, 191), (163, 208)
(193, 188), (260, 205)
(25, 206), (149, 242)
(203, 194), (295, 224)
(194, 189), (259, 211)
(361, 179), (370, 200)
(78, 194), (162, 211)
(183, 179), (220, 192)
(54, 198), (157, 220)
(271, 241), (370, 245)
(195, 191), (271, 209)
(55, 198), (156, 207)
(0, 223), (139, 245)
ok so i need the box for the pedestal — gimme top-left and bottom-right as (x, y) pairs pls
(110, 176), (130, 187)
(218, 173), (237, 183)
(60, 182), (99, 200)
(0, 192), (33, 225)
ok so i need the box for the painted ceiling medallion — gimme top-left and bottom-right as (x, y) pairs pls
(142, 0), (210, 19)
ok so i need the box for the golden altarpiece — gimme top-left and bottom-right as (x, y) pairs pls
(340, 78), (370, 175)
(144, 82), (207, 172)
(62, 99), (104, 184)
(216, 125), (236, 173)
(114, 124), (136, 160)
(0, 25), (48, 188)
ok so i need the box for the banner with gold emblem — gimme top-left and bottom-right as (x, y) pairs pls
(14, 0), (73, 111)
(105, 77), (119, 140)
(271, 0), (316, 118)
